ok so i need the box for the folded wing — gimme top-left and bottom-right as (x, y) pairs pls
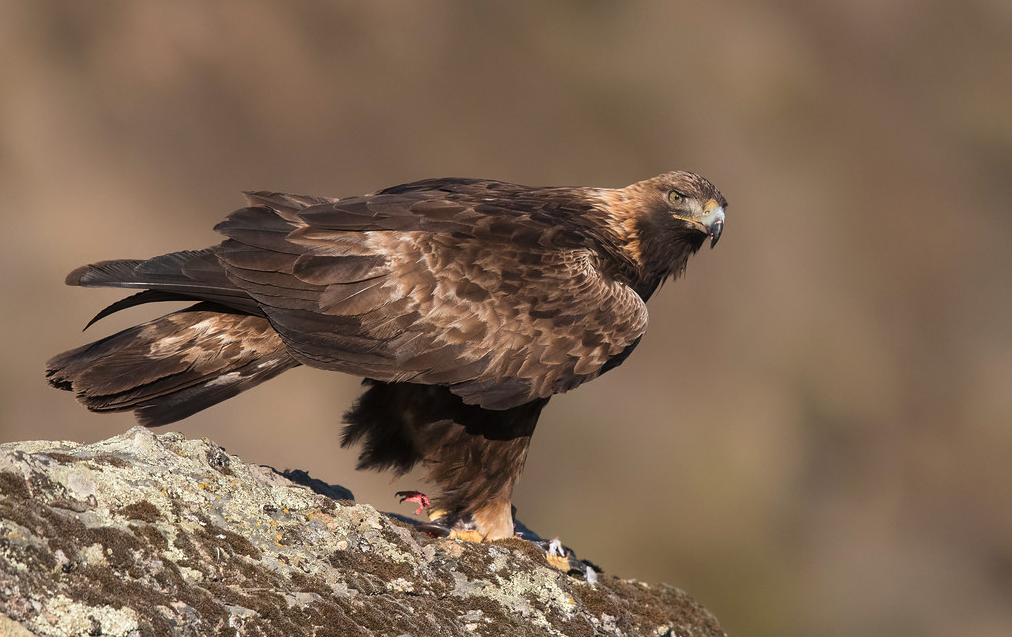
(216, 180), (649, 409)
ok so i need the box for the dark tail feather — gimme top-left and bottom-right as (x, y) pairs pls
(46, 305), (299, 426)
(68, 249), (263, 321)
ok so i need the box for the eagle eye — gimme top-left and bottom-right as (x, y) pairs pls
(667, 190), (685, 205)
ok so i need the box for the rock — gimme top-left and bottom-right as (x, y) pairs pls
(0, 427), (726, 636)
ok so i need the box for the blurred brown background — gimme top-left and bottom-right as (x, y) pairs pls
(2, 2), (1010, 636)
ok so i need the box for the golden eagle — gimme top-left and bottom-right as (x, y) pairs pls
(47, 172), (726, 540)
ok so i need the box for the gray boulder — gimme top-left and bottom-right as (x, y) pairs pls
(0, 427), (725, 636)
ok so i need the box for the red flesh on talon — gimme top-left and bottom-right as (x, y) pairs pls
(395, 490), (431, 515)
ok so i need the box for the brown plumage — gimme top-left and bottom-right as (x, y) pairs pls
(46, 172), (726, 539)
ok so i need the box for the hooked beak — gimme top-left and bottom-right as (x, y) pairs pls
(700, 201), (725, 248)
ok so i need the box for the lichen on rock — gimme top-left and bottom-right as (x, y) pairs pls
(0, 426), (725, 636)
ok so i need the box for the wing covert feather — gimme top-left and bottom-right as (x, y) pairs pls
(214, 181), (649, 409)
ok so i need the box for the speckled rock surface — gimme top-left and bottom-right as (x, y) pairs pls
(0, 426), (726, 636)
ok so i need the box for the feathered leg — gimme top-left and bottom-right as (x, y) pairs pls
(342, 380), (548, 540)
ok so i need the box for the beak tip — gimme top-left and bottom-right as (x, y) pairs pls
(709, 220), (723, 248)
(700, 206), (725, 249)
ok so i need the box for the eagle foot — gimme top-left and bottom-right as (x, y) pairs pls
(447, 529), (487, 543)
(401, 500), (599, 581)
(527, 536), (600, 582)
(396, 491), (522, 543)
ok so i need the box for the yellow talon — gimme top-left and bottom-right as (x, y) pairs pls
(447, 529), (486, 543)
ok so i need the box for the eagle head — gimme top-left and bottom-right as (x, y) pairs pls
(609, 171), (727, 298)
(644, 171), (726, 249)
